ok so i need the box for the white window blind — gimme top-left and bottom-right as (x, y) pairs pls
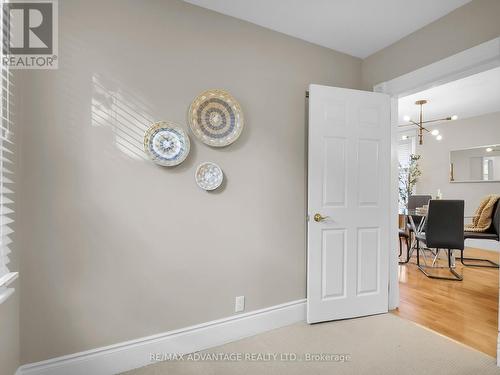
(398, 138), (412, 167)
(0, 51), (17, 303)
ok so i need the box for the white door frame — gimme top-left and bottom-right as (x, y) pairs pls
(374, 36), (500, 361)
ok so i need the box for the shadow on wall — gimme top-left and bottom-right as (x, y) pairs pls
(91, 74), (154, 160)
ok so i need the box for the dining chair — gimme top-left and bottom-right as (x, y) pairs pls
(462, 199), (500, 268)
(416, 200), (464, 281)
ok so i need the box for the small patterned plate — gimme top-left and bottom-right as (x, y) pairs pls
(195, 162), (224, 191)
(188, 89), (244, 147)
(144, 121), (190, 166)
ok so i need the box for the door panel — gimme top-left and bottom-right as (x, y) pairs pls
(357, 139), (379, 206)
(307, 84), (390, 324)
(357, 227), (380, 295)
(323, 137), (347, 207)
(321, 229), (347, 300)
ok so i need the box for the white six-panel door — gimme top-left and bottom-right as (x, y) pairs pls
(307, 84), (391, 323)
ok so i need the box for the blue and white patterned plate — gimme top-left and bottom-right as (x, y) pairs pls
(188, 89), (244, 147)
(144, 121), (190, 166)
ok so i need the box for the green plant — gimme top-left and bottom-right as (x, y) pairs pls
(399, 154), (422, 209)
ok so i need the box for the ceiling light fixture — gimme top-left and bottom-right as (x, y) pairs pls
(399, 100), (456, 145)
(486, 147), (493, 152)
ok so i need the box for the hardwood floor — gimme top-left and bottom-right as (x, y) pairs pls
(394, 247), (499, 357)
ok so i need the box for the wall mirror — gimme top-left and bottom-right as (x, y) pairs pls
(450, 144), (500, 183)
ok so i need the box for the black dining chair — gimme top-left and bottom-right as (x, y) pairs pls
(416, 200), (464, 281)
(462, 199), (500, 268)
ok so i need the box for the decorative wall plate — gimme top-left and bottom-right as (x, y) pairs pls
(188, 89), (244, 147)
(195, 162), (224, 191)
(144, 121), (190, 166)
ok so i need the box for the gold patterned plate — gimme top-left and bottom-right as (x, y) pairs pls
(188, 89), (244, 147)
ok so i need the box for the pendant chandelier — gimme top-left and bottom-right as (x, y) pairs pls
(399, 100), (457, 145)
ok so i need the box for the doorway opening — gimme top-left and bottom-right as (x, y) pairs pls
(376, 38), (500, 358)
(395, 66), (500, 356)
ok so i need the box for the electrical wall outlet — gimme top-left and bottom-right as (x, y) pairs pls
(235, 296), (245, 312)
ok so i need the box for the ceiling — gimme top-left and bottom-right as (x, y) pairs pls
(183, 0), (471, 58)
(398, 67), (500, 126)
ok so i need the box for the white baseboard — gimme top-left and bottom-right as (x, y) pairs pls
(16, 299), (306, 375)
(465, 239), (500, 252)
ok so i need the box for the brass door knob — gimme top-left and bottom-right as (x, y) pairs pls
(314, 213), (329, 222)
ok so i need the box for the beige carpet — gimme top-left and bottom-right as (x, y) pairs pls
(122, 313), (500, 375)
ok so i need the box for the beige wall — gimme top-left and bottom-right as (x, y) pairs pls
(362, 0), (500, 89)
(16, 0), (362, 364)
(415, 112), (500, 215)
